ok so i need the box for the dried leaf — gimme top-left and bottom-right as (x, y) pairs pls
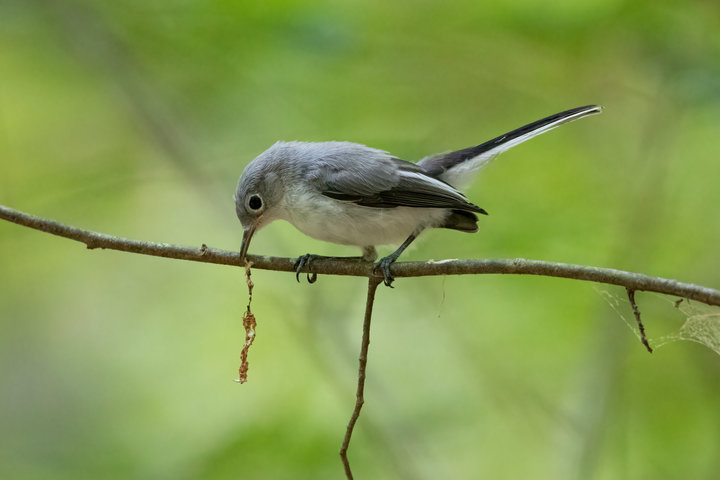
(236, 261), (256, 383)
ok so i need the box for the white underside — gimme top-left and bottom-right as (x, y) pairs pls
(277, 185), (450, 247)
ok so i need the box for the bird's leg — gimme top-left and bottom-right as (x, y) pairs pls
(294, 247), (377, 284)
(375, 230), (422, 287)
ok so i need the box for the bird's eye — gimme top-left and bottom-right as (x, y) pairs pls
(247, 194), (263, 212)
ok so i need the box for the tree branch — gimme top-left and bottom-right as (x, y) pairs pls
(627, 288), (653, 353)
(2, 204), (719, 306)
(4, 202), (719, 478)
(340, 276), (382, 479)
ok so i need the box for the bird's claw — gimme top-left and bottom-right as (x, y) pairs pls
(375, 256), (396, 288)
(294, 254), (318, 284)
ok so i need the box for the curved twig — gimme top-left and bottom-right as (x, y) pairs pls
(1, 204), (718, 306)
(340, 277), (382, 479)
(627, 288), (653, 353)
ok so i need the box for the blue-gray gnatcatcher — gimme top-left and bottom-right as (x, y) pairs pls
(235, 105), (602, 286)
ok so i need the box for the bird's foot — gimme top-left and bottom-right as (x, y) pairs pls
(294, 254), (319, 284)
(375, 255), (398, 288)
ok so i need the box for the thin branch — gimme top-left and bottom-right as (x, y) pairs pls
(340, 277), (382, 479)
(626, 288), (653, 353)
(2, 204), (720, 306)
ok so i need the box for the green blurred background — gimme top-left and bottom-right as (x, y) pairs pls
(1, 0), (720, 478)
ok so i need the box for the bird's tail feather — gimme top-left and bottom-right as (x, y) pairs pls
(418, 105), (602, 187)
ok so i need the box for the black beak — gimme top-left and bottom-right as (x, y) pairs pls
(239, 224), (256, 262)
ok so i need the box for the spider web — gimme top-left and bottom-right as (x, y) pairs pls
(656, 298), (720, 354)
(596, 288), (720, 355)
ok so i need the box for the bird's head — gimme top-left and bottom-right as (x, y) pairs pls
(235, 144), (289, 261)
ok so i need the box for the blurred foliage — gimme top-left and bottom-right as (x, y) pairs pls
(1, 0), (720, 478)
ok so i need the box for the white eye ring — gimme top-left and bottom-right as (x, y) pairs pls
(246, 194), (264, 213)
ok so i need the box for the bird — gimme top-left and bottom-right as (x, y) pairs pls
(235, 105), (602, 287)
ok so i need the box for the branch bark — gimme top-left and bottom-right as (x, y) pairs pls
(2, 204), (719, 306)
(340, 276), (382, 479)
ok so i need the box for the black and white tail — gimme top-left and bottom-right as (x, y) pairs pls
(419, 105), (602, 187)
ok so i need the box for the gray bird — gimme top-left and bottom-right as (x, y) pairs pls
(235, 105), (602, 286)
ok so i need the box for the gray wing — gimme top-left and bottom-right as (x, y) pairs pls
(306, 142), (486, 214)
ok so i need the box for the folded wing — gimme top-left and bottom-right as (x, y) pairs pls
(315, 145), (486, 214)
